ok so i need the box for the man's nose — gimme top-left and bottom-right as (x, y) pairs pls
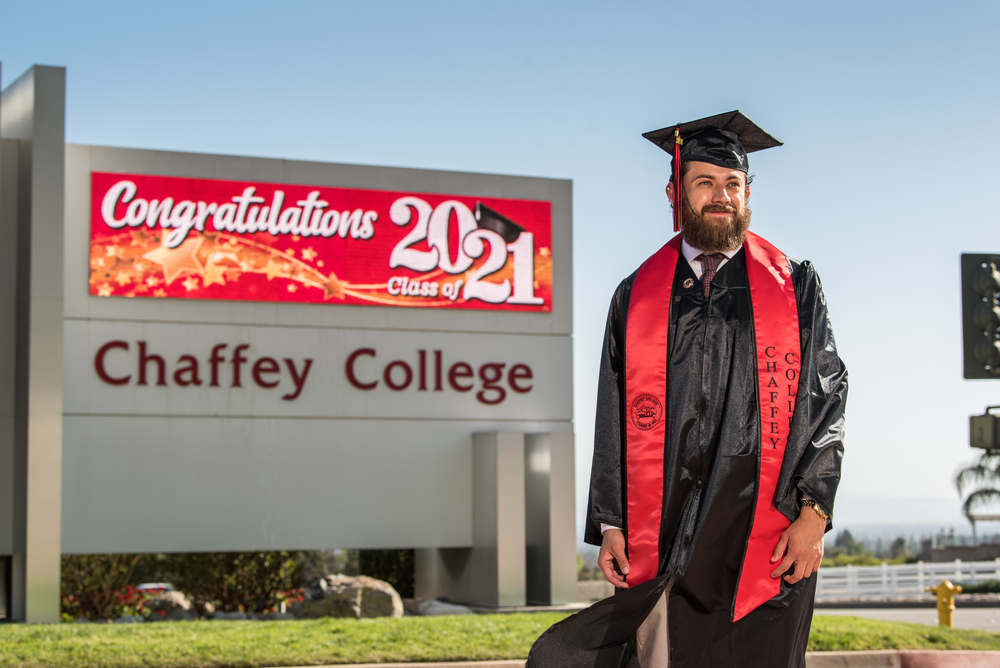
(711, 186), (731, 203)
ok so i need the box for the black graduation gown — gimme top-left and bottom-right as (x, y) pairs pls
(527, 248), (847, 668)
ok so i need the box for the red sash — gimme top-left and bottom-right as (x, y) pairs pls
(624, 231), (800, 621)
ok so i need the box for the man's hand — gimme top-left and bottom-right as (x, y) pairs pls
(598, 528), (630, 588)
(769, 505), (827, 584)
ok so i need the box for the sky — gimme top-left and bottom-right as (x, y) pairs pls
(4, 0), (1000, 532)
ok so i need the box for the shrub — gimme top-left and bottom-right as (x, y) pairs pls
(359, 549), (414, 597)
(958, 579), (1000, 594)
(61, 554), (150, 621)
(152, 551), (302, 613)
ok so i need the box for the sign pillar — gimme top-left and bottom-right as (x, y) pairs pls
(525, 432), (576, 605)
(0, 65), (66, 623)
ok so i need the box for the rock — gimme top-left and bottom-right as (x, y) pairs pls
(296, 574), (403, 619)
(74, 617), (91, 624)
(196, 600), (216, 617)
(210, 611), (248, 621)
(402, 598), (424, 615)
(114, 615), (145, 624)
(417, 600), (474, 616)
(168, 608), (195, 621)
(265, 612), (295, 620)
(147, 591), (194, 616)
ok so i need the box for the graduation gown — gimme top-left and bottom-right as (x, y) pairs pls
(527, 245), (847, 668)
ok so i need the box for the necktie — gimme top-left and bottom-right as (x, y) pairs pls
(696, 253), (725, 299)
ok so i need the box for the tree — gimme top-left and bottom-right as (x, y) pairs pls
(833, 529), (858, 555)
(955, 450), (1000, 515)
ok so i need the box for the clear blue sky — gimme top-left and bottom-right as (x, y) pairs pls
(5, 0), (1000, 529)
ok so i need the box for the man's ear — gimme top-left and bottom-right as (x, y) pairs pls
(666, 182), (675, 201)
(745, 185), (751, 201)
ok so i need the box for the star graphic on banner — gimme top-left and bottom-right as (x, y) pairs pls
(97, 282), (114, 297)
(113, 272), (132, 286)
(153, 288), (168, 297)
(539, 247), (551, 257)
(146, 276), (162, 287)
(317, 260), (325, 268)
(264, 259), (286, 280)
(322, 272), (346, 300)
(202, 261), (227, 287)
(105, 245), (121, 257)
(301, 247), (318, 262)
(285, 248), (296, 257)
(182, 276), (200, 292)
(130, 229), (155, 246)
(287, 284), (298, 293)
(143, 237), (204, 284)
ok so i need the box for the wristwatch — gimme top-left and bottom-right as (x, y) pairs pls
(801, 499), (829, 521)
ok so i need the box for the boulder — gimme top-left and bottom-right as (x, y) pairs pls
(114, 615), (145, 624)
(417, 600), (474, 616)
(210, 611), (248, 621)
(296, 574), (403, 619)
(147, 590), (194, 616)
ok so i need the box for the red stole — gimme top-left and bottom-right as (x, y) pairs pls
(623, 231), (801, 621)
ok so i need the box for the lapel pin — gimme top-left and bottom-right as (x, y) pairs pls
(683, 278), (695, 289)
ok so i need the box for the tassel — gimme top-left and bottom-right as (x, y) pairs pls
(673, 127), (683, 232)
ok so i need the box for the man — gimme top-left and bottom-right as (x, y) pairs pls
(526, 111), (847, 668)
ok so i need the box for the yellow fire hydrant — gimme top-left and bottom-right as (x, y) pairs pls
(927, 580), (962, 627)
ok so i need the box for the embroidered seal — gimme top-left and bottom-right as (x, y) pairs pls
(630, 393), (663, 431)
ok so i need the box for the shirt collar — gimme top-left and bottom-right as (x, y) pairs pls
(681, 239), (743, 263)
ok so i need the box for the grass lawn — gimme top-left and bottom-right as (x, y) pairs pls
(1, 614), (998, 668)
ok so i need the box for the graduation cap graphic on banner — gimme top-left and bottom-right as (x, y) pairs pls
(475, 202), (525, 244)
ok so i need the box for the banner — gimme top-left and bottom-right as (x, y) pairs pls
(89, 172), (553, 311)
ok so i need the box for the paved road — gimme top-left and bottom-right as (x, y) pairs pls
(816, 607), (1000, 632)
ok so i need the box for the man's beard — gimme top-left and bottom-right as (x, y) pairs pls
(680, 198), (751, 252)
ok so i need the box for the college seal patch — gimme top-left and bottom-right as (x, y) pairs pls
(630, 393), (662, 430)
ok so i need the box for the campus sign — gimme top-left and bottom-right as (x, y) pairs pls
(0, 63), (575, 623)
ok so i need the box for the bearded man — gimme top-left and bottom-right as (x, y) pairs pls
(526, 111), (847, 668)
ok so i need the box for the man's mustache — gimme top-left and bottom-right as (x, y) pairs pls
(701, 204), (737, 214)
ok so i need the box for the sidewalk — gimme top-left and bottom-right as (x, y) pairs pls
(280, 653), (1000, 668)
(817, 607), (1000, 632)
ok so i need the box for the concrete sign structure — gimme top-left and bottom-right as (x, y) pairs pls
(0, 63), (575, 622)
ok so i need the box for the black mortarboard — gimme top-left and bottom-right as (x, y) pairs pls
(475, 203), (524, 244)
(642, 110), (782, 231)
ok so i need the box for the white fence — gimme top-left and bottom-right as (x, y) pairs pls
(816, 559), (1000, 600)
(579, 559), (1000, 602)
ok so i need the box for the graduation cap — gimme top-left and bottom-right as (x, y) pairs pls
(475, 202), (525, 244)
(642, 110), (782, 231)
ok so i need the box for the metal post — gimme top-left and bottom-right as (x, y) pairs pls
(0, 65), (66, 624)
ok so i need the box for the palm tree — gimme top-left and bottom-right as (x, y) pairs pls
(955, 450), (1000, 515)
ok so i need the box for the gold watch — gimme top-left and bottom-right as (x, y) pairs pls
(801, 499), (829, 521)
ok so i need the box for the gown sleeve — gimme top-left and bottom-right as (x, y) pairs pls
(775, 260), (848, 529)
(584, 277), (634, 546)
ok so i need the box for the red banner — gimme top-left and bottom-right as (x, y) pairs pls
(89, 172), (553, 311)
